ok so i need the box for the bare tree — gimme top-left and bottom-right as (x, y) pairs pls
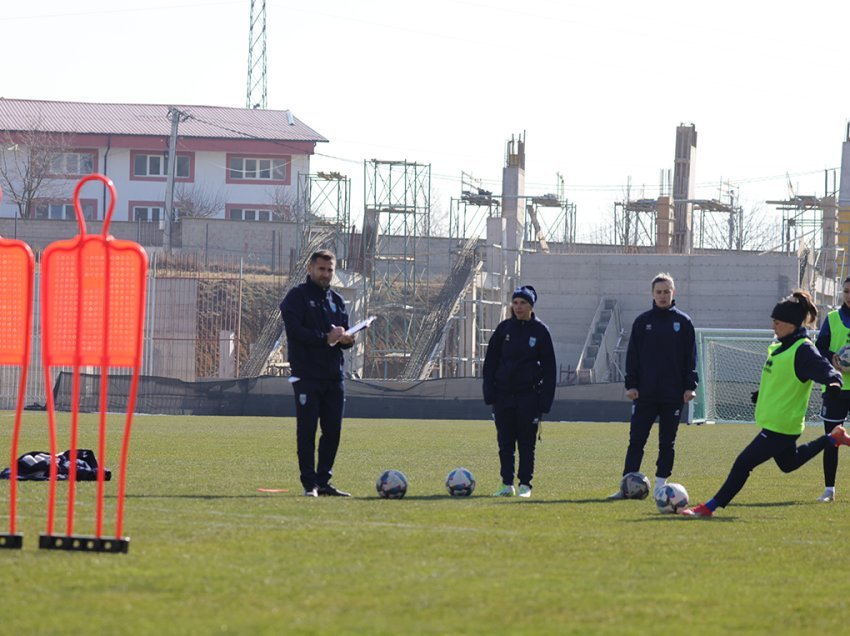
(429, 185), (450, 237)
(581, 212), (618, 245)
(739, 204), (782, 252)
(174, 182), (225, 218)
(0, 123), (73, 218)
(268, 185), (297, 222)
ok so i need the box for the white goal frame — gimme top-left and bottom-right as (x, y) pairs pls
(694, 328), (824, 425)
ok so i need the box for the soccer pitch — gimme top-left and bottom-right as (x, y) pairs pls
(2, 414), (848, 635)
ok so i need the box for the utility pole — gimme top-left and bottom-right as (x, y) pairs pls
(164, 107), (190, 253)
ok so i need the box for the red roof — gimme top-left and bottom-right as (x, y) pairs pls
(0, 98), (328, 143)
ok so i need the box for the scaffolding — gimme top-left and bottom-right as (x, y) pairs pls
(613, 199), (657, 248)
(398, 236), (481, 380)
(296, 171), (351, 266)
(767, 195), (826, 255)
(449, 173), (500, 240)
(690, 199), (744, 251)
(524, 174), (576, 248)
(614, 193), (743, 252)
(361, 159), (432, 379)
(449, 183), (575, 249)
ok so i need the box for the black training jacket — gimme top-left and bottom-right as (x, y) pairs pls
(279, 276), (351, 380)
(624, 300), (698, 404)
(482, 314), (557, 413)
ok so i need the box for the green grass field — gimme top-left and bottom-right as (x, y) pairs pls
(1, 413), (848, 635)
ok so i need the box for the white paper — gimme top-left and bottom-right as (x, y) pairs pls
(345, 315), (377, 336)
(329, 315), (376, 346)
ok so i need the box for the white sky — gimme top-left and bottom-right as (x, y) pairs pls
(3, 0), (850, 240)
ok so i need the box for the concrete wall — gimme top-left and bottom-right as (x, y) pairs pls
(179, 217), (302, 266)
(370, 234), (468, 279)
(519, 252), (798, 374)
(0, 216), (464, 275)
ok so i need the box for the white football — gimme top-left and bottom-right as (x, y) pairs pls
(376, 469), (408, 499)
(655, 482), (690, 514)
(445, 467), (476, 497)
(837, 345), (850, 370)
(620, 472), (650, 500)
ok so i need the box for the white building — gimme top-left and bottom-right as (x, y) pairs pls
(0, 98), (327, 224)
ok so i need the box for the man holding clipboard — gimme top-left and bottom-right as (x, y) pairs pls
(280, 249), (369, 497)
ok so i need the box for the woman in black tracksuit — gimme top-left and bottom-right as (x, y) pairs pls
(482, 285), (556, 499)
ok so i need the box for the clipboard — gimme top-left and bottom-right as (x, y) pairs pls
(330, 315), (376, 346)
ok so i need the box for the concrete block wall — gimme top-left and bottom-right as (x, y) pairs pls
(180, 218), (302, 266)
(520, 252), (798, 375)
(372, 235), (466, 280)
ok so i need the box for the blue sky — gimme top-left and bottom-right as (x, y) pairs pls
(3, 0), (849, 240)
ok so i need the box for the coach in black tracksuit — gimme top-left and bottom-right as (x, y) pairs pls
(609, 272), (698, 499)
(482, 285), (556, 498)
(280, 250), (354, 497)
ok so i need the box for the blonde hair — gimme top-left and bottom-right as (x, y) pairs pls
(651, 272), (675, 290)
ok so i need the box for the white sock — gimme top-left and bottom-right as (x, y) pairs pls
(825, 487), (836, 495)
(655, 476), (667, 489)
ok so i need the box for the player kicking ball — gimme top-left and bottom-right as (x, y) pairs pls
(683, 290), (850, 517)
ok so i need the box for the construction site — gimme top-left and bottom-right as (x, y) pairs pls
(4, 120), (849, 423)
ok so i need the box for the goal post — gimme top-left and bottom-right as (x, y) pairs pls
(694, 328), (823, 425)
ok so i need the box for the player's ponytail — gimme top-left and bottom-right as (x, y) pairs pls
(771, 289), (817, 328)
(790, 290), (817, 326)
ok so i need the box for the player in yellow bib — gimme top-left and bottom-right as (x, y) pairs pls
(814, 276), (850, 502)
(683, 290), (850, 517)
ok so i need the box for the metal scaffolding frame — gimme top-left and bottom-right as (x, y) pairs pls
(361, 159), (432, 378)
(296, 171), (351, 266)
(613, 199), (657, 247)
(767, 195), (826, 255)
(613, 194), (743, 251)
(690, 199), (744, 251)
(526, 173), (576, 247)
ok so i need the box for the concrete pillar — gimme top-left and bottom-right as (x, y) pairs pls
(218, 330), (235, 378)
(838, 204), (850, 280)
(823, 196), (838, 280)
(501, 136), (525, 297)
(839, 134), (850, 206)
(673, 124), (697, 254)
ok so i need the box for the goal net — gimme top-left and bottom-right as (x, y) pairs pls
(694, 328), (823, 425)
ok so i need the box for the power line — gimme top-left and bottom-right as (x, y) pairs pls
(179, 112), (840, 199)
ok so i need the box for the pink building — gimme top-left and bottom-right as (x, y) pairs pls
(0, 98), (327, 225)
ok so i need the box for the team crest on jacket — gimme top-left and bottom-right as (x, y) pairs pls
(299, 393), (307, 406)
(505, 334), (511, 342)
(529, 337), (537, 347)
(673, 322), (680, 332)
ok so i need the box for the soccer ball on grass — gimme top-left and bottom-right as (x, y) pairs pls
(654, 482), (690, 514)
(620, 471), (651, 500)
(445, 467), (476, 497)
(376, 469), (408, 499)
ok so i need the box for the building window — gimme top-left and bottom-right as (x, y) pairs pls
(50, 151), (96, 176)
(130, 151), (193, 181)
(133, 206), (163, 223)
(34, 199), (97, 220)
(228, 207), (272, 222)
(226, 155), (289, 184)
